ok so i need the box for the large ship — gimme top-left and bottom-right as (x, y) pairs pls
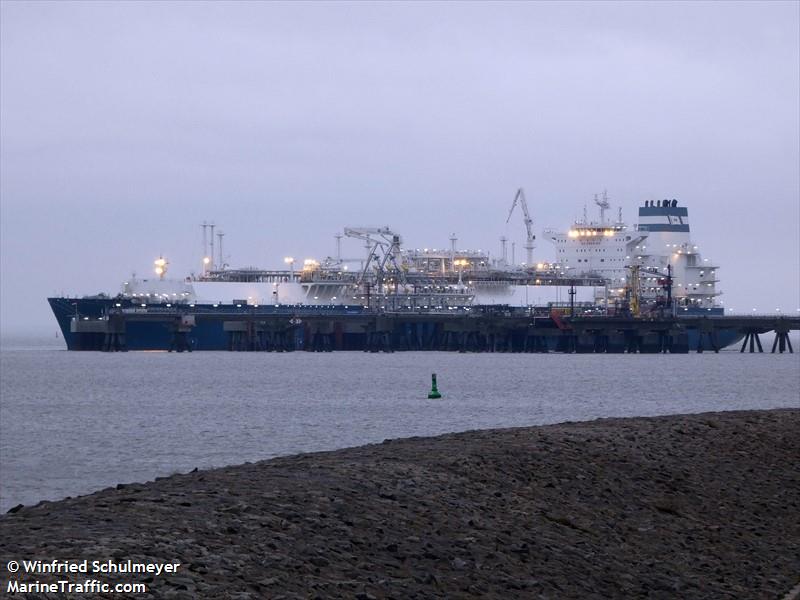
(48, 192), (741, 351)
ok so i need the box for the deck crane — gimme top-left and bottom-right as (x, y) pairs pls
(343, 227), (404, 289)
(506, 188), (535, 266)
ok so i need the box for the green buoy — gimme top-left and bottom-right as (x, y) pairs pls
(428, 373), (442, 399)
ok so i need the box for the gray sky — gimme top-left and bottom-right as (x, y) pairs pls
(1, 1), (798, 335)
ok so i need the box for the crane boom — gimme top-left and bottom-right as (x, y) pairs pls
(506, 188), (535, 266)
(343, 227), (403, 287)
(343, 227), (396, 242)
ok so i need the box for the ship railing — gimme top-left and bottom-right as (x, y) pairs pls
(384, 308), (473, 315)
(118, 306), (178, 314)
(704, 312), (800, 318)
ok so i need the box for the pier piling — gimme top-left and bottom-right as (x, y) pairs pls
(64, 305), (800, 354)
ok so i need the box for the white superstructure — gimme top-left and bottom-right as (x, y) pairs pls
(545, 197), (638, 301)
(545, 196), (721, 310)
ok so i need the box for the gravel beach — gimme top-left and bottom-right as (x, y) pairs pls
(1, 409), (798, 599)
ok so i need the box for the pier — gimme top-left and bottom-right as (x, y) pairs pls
(64, 302), (800, 354)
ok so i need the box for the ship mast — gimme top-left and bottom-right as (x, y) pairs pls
(216, 231), (225, 270)
(200, 222), (215, 274)
(595, 190), (610, 224)
(449, 233), (457, 272)
(209, 223), (216, 270)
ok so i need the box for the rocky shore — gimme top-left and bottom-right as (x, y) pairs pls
(2, 409), (799, 599)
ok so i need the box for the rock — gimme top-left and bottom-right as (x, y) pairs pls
(0, 410), (797, 599)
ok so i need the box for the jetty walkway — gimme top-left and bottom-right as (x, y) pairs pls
(59, 298), (800, 353)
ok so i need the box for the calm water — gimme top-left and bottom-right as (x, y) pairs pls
(1, 338), (798, 512)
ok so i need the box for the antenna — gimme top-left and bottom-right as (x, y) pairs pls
(449, 233), (457, 271)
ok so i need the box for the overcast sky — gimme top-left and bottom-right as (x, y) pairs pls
(1, 1), (798, 335)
